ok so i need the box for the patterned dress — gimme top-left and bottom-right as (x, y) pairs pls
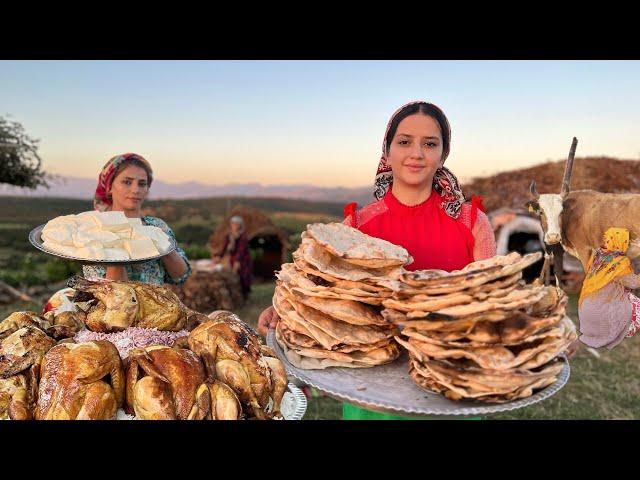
(83, 216), (191, 285)
(216, 233), (253, 298)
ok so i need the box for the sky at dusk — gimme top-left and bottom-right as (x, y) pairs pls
(2, 60), (639, 187)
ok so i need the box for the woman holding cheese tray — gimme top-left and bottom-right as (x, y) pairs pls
(82, 153), (191, 285)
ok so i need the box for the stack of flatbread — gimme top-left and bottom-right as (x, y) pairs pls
(273, 223), (410, 369)
(384, 252), (577, 403)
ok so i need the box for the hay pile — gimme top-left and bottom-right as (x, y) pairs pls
(170, 269), (244, 313)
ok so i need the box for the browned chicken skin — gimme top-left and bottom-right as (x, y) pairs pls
(0, 310), (84, 341)
(70, 277), (188, 332)
(188, 311), (288, 419)
(36, 341), (124, 420)
(0, 364), (39, 420)
(190, 380), (242, 420)
(0, 326), (56, 378)
(126, 345), (206, 420)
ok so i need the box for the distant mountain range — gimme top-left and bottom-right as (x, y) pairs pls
(0, 175), (374, 206)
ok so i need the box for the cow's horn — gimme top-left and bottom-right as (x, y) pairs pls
(560, 137), (578, 197)
(529, 180), (540, 199)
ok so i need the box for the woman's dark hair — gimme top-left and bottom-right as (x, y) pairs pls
(385, 102), (451, 161)
(113, 157), (153, 187)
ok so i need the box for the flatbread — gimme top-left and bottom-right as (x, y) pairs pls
(409, 358), (563, 403)
(286, 289), (390, 326)
(276, 265), (387, 305)
(398, 253), (542, 292)
(305, 223), (410, 267)
(284, 294), (397, 346)
(274, 288), (344, 350)
(400, 318), (575, 371)
(275, 325), (400, 368)
(300, 238), (402, 282)
(406, 285), (546, 319)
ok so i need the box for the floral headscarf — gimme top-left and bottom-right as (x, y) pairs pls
(374, 101), (466, 219)
(579, 227), (634, 306)
(93, 153), (153, 212)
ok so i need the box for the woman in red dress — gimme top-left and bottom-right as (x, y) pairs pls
(258, 101), (497, 418)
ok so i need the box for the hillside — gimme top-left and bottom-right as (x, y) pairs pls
(0, 196), (345, 226)
(462, 157), (640, 212)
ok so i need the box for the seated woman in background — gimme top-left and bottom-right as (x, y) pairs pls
(578, 227), (640, 349)
(212, 216), (253, 299)
(83, 153), (191, 285)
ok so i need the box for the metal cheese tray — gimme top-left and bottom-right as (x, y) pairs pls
(29, 224), (176, 266)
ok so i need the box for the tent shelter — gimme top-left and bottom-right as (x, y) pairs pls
(208, 205), (290, 280)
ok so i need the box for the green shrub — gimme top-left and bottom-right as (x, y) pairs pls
(183, 244), (211, 260)
(44, 259), (81, 283)
(173, 223), (215, 245)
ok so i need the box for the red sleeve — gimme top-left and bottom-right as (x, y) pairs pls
(343, 202), (358, 227)
(470, 195), (486, 229)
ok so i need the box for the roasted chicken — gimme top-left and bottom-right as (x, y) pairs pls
(69, 277), (188, 332)
(126, 345), (206, 420)
(36, 341), (124, 420)
(188, 311), (288, 419)
(0, 310), (84, 341)
(70, 277), (139, 331)
(190, 380), (243, 420)
(0, 365), (39, 420)
(0, 326), (56, 378)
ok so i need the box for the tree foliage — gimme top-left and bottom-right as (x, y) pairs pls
(0, 116), (48, 188)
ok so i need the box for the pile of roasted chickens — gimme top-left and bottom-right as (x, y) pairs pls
(0, 277), (287, 420)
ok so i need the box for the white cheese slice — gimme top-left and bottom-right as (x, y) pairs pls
(123, 238), (159, 259)
(43, 241), (78, 257)
(76, 211), (100, 226)
(92, 211), (131, 232)
(127, 218), (143, 226)
(72, 230), (102, 249)
(42, 225), (75, 246)
(104, 248), (130, 261)
(154, 235), (172, 254)
(115, 228), (133, 240)
(75, 211), (101, 230)
(74, 246), (106, 260)
(43, 215), (77, 232)
(132, 225), (172, 253)
(90, 228), (123, 247)
(72, 228), (122, 248)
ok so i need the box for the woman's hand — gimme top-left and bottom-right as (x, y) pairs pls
(565, 339), (581, 359)
(105, 265), (128, 281)
(258, 306), (279, 337)
(161, 250), (189, 280)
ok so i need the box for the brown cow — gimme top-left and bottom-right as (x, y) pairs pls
(528, 137), (640, 272)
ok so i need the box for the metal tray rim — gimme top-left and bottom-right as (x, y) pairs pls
(267, 330), (570, 417)
(29, 224), (176, 266)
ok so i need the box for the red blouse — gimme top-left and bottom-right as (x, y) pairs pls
(344, 190), (491, 272)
